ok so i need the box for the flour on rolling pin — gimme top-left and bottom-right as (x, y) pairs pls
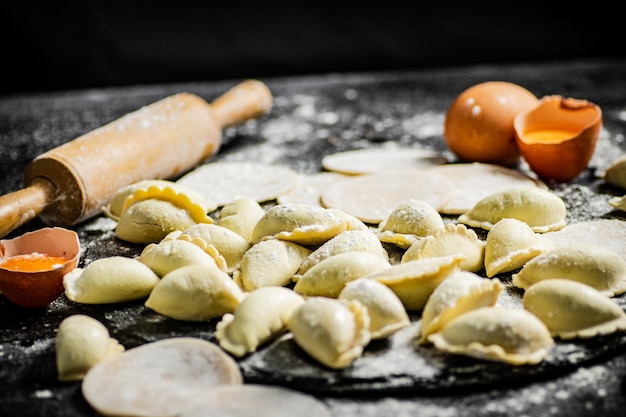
(0, 80), (272, 237)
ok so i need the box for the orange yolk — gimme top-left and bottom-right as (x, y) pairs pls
(0, 253), (67, 272)
(521, 129), (578, 145)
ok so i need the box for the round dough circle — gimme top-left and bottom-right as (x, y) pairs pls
(322, 147), (447, 175)
(428, 163), (545, 215)
(81, 337), (242, 417)
(179, 384), (332, 417)
(176, 161), (300, 206)
(277, 172), (351, 206)
(320, 170), (454, 224)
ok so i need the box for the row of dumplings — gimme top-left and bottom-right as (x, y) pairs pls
(58, 180), (626, 375)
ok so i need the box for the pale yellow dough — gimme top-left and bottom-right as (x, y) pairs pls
(178, 384), (332, 417)
(293, 251), (391, 298)
(145, 264), (244, 321)
(176, 161), (300, 206)
(370, 254), (465, 311)
(218, 197), (267, 243)
(458, 186), (567, 232)
(163, 223), (251, 273)
(338, 278), (410, 339)
(277, 172), (353, 206)
(56, 314), (124, 381)
(288, 297), (371, 369)
(81, 337), (242, 417)
(234, 239), (311, 291)
(320, 169), (454, 224)
(297, 230), (388, 276)
(376, 199), (445, 249)
(215, 286), (304, 357)
(523, 279), (626, 339)
(103, 179), (217, 221)
(250, 203), (350, 245)
(138, 239), (223, 277)
(321, 147), (447, 175)
(428, 306), (554, 365)
(544, 219), (626, 263)
(401, 223), (485, 272)
(428, 163), (546, 215)
(602, 154), (626, 189)
(63, 256), (160, 304)
(484, 218), (552, 277)
(420, 271), (503, 343)
(512, 243), (626, 296)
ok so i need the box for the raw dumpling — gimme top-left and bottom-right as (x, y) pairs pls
(376, 199), (445, 249)
(215, 286), (304, 357)
(55, 314), (124, 381)
(218, 197), (266, 243)
(458, 186), (567, 232)
(401, 223), (485, 272)
(164, 223), (251, 273)
(297, 230), (389, 276)
(103, 179), (216, 221)
(115, 200), (204, 244)
(484, 218), (552, 277)
(82, 337), (242, 417)
(288, 297), (370, 369)
(428, 306), (554, 365)
(293, 252), (391, 298)
(114, 184), (216, 244)
(523, 279), (626, 339)
(602, 154), (626, 189)
(145, 264), (244, 321)
(234, 239), (311, 291)
(338, 278), (410, 339)
(138, 239), (223, 277)
(250, 203), (349, 245)
(420, 271), (503, 343)
(369, 254), (465, 311)
(512, 243), (626, 296)
(63, 256), (160, 304)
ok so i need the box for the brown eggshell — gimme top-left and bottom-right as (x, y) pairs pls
(0, 227), (81, 308)
(514, 95), (602, 182)
(444, 81), (539, 166)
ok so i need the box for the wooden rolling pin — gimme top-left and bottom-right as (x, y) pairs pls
(0, 79), (272, 238)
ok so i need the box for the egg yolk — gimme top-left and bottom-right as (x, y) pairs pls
(0, 253), (67, 272)
(521, 129), (578, 145)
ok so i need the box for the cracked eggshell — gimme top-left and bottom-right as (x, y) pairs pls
(0, 227), (80, 308)
(514, 95), (602, 182)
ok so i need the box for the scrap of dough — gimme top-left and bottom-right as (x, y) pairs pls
(428, 163), (546, 215)
(321, 147), (447, 175)
(176, 161), (300, 206)
(179, 384), (332, 417)
(277, 172), (352, 206)
(320, 169), (454, 224)
(81, 337), (242, 417)
(545, 219), (626, 262)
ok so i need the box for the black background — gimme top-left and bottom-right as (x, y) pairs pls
(2, 2), (625, 95)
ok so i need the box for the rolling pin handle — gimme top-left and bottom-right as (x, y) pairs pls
(210, 79), (273, 128)
(0, 178), (57, 238)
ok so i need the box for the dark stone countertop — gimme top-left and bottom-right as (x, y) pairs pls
(1, 59), (626, 416)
